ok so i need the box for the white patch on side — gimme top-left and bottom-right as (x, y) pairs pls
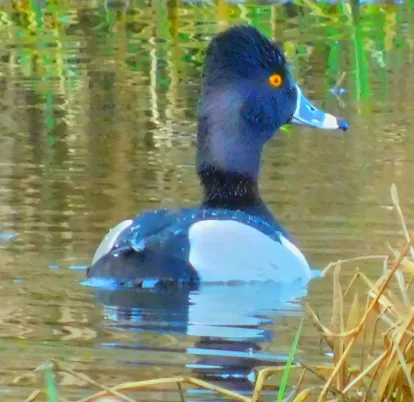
(91, 219), (133, 265)
(188, 220), (311, 284)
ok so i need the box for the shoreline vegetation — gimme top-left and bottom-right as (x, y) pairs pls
(20, 184), (414, 401)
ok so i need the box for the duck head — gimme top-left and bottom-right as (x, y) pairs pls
(197, 25), (348, 180)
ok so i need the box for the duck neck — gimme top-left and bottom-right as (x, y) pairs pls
(198, 163), (263, 210)
(196, 118), (273, 219)
(195, 91), (277, 220)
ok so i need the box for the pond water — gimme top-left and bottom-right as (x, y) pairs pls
(0, 0), (413, 400)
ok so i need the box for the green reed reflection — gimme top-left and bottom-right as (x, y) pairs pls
(0, 0), (411, 113)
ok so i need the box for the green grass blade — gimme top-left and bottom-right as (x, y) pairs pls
(277, 318), (304, 402)
(44, 366), (59, 402)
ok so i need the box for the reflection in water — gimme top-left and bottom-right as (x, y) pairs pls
(96, 281), (308, 389)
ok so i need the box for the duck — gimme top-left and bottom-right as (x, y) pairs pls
(86, 25), (348, 289)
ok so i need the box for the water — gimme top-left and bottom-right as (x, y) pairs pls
(0, 0), (413, 400)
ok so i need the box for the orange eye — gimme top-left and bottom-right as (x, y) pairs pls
(269, 73), (283, 88)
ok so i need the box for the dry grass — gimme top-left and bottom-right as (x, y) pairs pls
(20, 184), (414, 401)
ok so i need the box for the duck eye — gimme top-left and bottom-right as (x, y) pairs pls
(269, 73), (283, 88)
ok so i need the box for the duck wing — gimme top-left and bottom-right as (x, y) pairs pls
(86, 209), (198, 288)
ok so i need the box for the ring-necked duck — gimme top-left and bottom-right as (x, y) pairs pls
(86, 25), (348, 289)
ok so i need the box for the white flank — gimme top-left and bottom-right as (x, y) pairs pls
(188, 220), (311, 284)
(91, 219), (133, 265)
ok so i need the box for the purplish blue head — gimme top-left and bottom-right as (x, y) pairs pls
(197, 25), (348, 179)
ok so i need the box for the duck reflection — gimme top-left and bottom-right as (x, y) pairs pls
(93, 281), (309, 389)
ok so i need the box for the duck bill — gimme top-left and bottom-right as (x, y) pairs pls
(291, 85), (348, 131)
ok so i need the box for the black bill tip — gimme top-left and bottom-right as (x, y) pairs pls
(337, 119), (349, 131)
